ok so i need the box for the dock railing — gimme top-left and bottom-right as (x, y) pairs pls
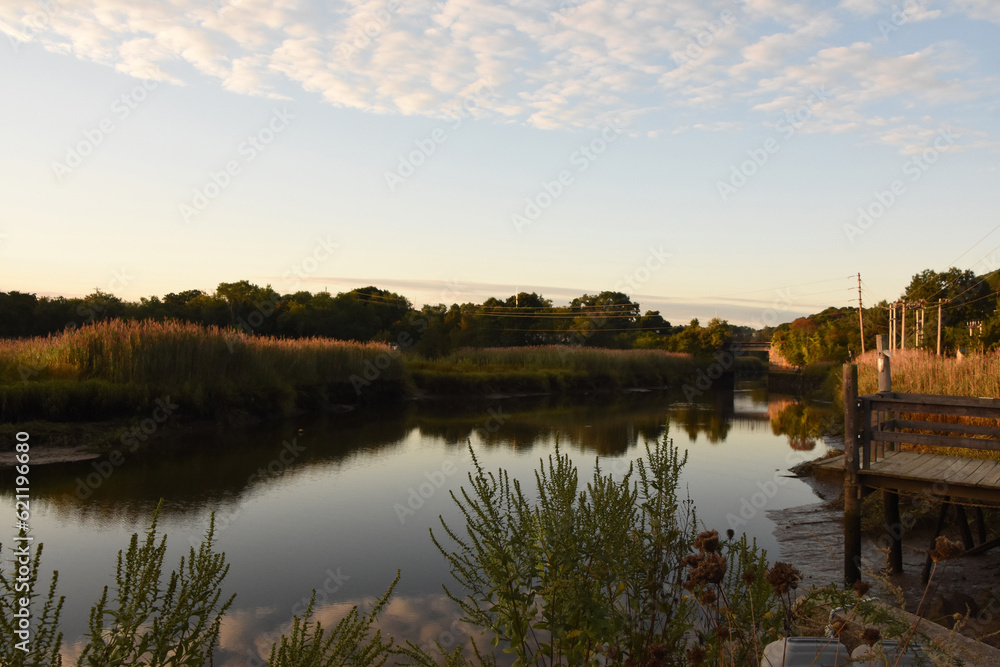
(842, 335), (1000, 584)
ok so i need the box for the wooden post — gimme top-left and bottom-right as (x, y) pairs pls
(876, 335), (891, 393)
(956, 506), (976, 550)
(937, 300), (943, 356)
(975, 508), (988, 544)
(844, 364), (862, 585)
(885, 491), (903, 574)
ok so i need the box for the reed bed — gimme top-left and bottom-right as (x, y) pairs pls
(853, 349), (1000, 461)
(855, 349), (1000, 397)
(0, 320), (406, 421)
(408, 346), (699, 394)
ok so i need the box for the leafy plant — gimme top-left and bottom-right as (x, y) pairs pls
(427, 435), (701, 666)
(266, 574), (399, 667)
(0, 535), (64, 667)
(76, 502), (234, 666)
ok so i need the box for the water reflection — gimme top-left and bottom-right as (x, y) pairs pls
(2, 384), (833, 663)
(768, 398), (835, 451)
(2, 389), (833, 520)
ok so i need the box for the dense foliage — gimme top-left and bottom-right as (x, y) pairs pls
(772, 266), (1000, 365)
(0, 285), (744, 358)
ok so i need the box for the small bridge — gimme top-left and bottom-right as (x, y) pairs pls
(816, 346), (1000, 584)
(736, 341), (772, 352)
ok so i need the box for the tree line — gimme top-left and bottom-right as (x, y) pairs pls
(772, 266), (1000, 365)
(0, 282), (750, 357)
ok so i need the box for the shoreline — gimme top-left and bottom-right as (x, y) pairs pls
(771, 452), (1000, 656)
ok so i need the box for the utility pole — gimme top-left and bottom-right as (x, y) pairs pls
(901, 300), (906, 350)
(889, 302), (895, 351)
(917, 307), (925, 348)
(936, 300), (944, 356)
(857, 273), (865, 353)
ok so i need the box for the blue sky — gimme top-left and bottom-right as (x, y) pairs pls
(1, 0), (999, 326)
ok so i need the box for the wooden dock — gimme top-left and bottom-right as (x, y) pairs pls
(817, 450), (1000, 504)
(839, 347), (1000, 584)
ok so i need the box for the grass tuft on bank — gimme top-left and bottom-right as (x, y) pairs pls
(0, 320), (407, 422)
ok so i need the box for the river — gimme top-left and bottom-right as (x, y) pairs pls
(4, 380), (833, 665)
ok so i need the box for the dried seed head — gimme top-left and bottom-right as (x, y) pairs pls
(716, 625), (731, 640)
(688, 552), (727, 585)
(766, 562), (801, 595)
(742, 567), (757, 585)
(861, 627), (881, 646)
(853, 581), (871, 598)
(686, 646), (706, 664)
(695, 529), (720, 554)
(700, 588), (718, 606)
(726, 528), (735, 540)
(929, 536), (963, 563)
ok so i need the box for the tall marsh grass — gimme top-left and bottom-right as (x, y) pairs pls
(853, 349), (1000, 461)
(855, 349), (1000, 397)
(0, 320), (406, 421)
(408, 346), (699, 394)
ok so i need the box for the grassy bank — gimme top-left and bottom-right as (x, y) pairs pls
(0, 320), (408, 422)
(1, 324), (712, 426)
(406, 346), (699, 395)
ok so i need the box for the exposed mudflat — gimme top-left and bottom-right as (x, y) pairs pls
(770, 468), (1000, 655)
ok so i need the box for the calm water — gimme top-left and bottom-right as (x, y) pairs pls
(5, 382), (831, 665)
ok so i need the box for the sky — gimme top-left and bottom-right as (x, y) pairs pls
(1, 0), (999, 327)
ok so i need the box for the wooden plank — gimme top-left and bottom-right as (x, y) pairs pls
(859, 474), (1000, 505)
(941, 458), (988, 484)
(899, 454), (963, 481)
(978, 463), (1000, 489)
(867, 397), (1000, 420)
(883, 418), (1000, 439)
(918, 456), (978, 482)
(872, 430), (1000, 452)
(871, 451), (938, 479)
(966, 460), (999, 486)
(871, 451), (928, 477)
(870, 392), (1000, 411)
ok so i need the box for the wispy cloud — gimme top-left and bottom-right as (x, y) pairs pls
(1, 0), (995, 152)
